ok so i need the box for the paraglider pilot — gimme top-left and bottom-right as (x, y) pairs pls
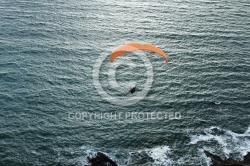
(129, 86), (136, 93)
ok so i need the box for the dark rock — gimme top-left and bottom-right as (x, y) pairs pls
(204, 150), (250, 166)
(204, 150), (224, 165)
(87, 152), (118, 166)
(244, 153), (250, 164)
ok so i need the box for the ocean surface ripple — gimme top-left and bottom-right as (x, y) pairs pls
(0, 0), (249, 165)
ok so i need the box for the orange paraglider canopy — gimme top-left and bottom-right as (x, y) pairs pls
(110, 42), (168, 63)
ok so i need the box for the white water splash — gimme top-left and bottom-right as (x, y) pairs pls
(139, 146), (172, 165)
(190, 126), (250, 158)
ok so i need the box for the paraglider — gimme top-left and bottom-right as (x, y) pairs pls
(109, 42), (168, 94)
(110, 42), (168, 63)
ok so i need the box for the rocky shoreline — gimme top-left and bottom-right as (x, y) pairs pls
(86, 151), (250, 166)
(87, 152), (118, 166)
(204, 150), (250, 166)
